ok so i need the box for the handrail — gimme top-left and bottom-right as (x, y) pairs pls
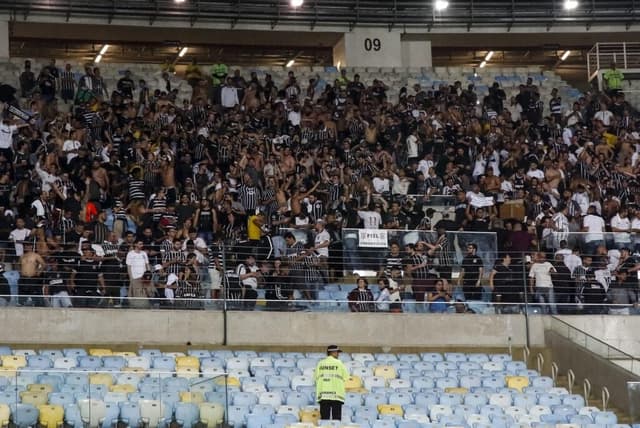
(523, 346), (530, 367)
(550, 316), (639, 364)
(602, 386), (610, 411)
(536, 353), (544, 375)
(567, 369), (575, 395)
(551, 362), (559, 386)
(584, 378), (592, 404)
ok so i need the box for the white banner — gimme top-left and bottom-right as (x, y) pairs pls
(358, 229), (388, 248)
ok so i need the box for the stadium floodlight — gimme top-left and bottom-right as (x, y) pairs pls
(175, 0), (186, 3)
(286, 59), (295, 68)
(434, 0), (449, 11)
(564, 0), (578, 10)
(290, 0), (304, 7)
(178, 47), (188, 57)
(484, 51), (494, 61)
(560, 50), (571, 61)
(94, 54), (102, 64)
(479, 60), (487, 68)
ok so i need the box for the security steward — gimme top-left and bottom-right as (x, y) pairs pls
(314, 344), (349, 420)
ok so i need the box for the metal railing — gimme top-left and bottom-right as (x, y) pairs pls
(587, 42), (640, 84)
(549, 316), (640, 376)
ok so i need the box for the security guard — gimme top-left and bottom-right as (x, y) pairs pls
(315, 344), (349, 420)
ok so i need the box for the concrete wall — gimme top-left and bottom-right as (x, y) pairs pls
(333, 29), (402, 68)
(401, 40), (432, 69)
(0, 21), (8, 59)
(555, 315), (640, 357)
(0, 308), (540, 348)
(546, 330), (640, 412)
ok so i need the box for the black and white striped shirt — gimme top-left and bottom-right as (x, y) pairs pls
(149, 196), (167, 223)
(238, 184), (260, 212)
(163, 248), (186, 275)
(128, 178), (145, 201)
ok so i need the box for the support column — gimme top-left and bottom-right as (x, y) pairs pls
(401, 40), (432, 69)
(332, 29), (402, 68)
(0, 21), (9, 60)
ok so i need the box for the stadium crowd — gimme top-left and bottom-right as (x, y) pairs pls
(0, 58), (638, 313)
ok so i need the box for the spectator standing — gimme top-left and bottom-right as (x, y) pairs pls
(489, 254), (520, 311)
(607, 269), (638, 315)
(457, 243), (484, 301)
(237, 254), (260, 310)
(347, 278), (374, 312)
(126, 239), (151, 308)
(315, 345), (348, 421)
(529, 252), (557, 314)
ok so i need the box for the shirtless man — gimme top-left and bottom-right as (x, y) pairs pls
(91, 159), (110, 194)
(160, 153), (177, 204)
(19, 246), (46, 306)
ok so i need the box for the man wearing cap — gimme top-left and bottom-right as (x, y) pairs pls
(315, 345), (349, 420)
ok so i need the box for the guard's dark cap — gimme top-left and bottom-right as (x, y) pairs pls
(327, 345), (342, 353)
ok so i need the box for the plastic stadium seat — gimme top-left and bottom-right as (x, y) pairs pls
(246, 413), (272, 428)
(464, 392), (488, 408)
(420, 353), (444, 363)
(37, 404), (64, 428)
(593, 410), (617, 425)
(490, 414), (515, 428)
(119, 401), (141, 426)
(62, 404), (81, 428)
(176, 356), (200, 370)
(466, 354), (490, 364)
(266, 375), (290, 390)
(529, 404), (552, 419)
(444, 387), (468, 395)
(435, 377), (458, 390)
(0, 403), (8, 426)
(540, 413), (568, 424)
(11, 404), (39, 428)
(466, 413), (491, 426)
(351, 367), (373, 378)
(26, 383), (54, 395)
(435, 361), (458, 372)
(176, 367), (199, 379)
(504, 405), (527, 420)
(363, 376), (386, 390)
(138, 349), (162, 359)
(139, 400), (172, 428)
(538, 393), (562, 407)
(53, 357), (77, 370)
(299, 406), (320, 424)
(411, 377), (435, 390)
(126, 356), (151, 370)
(505, 376), (529, 392)
(78, 399), (106, 428)
(19, 392), (48, 407)
(363, 393), (387, 407)
(387, 392), (413, 406)
(398, 354), (420, 363)
(459, 375), (482, 390)
(549, 386), (570, 395)
(258, 392), (282, 408)
(482, 376), (505, 389)
(88, 349), (112, 357)
(89, 373), (113, 387)
(569, 414), (594, 425)
(227, 405), (248, 427)
(489, 393), (512, 408)
(175, 402), (200, 428)
(371, 419), (395, 428)
(562, 394), (586, 409)
(351, 353), (375, 364)
(26, 356), (52, 370)
(504, 361), (527, 374)
(439, 393), (463, 407)
(200, 402), (224, 426)
(531, 376), (553, 390)
(1, 356), (26, 370)
(373, 366), (397, 381)
(552, 404), (577, 419)
(180, 392), (205, 404)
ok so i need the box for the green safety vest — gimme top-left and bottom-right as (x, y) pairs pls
(314, 356), (349, 402)
(603, 69), (624, 90)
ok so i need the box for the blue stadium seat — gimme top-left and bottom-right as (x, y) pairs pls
(102, 356), (126, 370)
(285, 391), (311, 407)
(363, 393), (387, 407)
(63, 349), (87, 358)
(420, 353), (443, 363)
(26, 356), (52, 370)
(11, 404), (39, 428)
(439, 393), (463, 406)
(138, 349), (163, 359)
(233, 392), (259, 407)
(78, 356), (103, 369)
(174, 402), (200, 428)
(120, 401), (141, 426)
(593, 410), (618, 425)
(152, 357), (176, 371)
(49, 393), (75, 407)
(187, 350), (211, 359)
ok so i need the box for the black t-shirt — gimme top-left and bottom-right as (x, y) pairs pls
(492, 264), (520, 303)
(0, 274), (10, 297)
(59, 250), (79, 281)
(461, 254), (483, 283)
(75, 259), (102, 292)
(46, 271), (67, 295)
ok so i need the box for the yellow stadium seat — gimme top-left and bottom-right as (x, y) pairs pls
(113, 352), (137, 358)
(20, 391), (49, 406)
(200, 402), (224, 426)
(378, 404), (403, 417)
(506, 376), (529, 392)
(214, 376), (240, 387)
(89, 373), (114, 386)
(286, 424), (315, 428)
(444, 387), (469, 395)
(176, 356), (200, 369)
(88, 349), (113, 357)
(110, 384), (137, 393)
(176, 367), (199, 379)
(345, 375), (362, 391)
(373, 366), (397, 380)
(299, 407), (320, 424)
(1, 355), (26, 370)
(38, 404), (64, 428)
(0, 403), (9, 426)
(349, 387), (368, 394)
(0, 368), (15, 377)
(180, 392), (204, 404)
(121, 367), (145, 374)
(27, 384), (54, 394)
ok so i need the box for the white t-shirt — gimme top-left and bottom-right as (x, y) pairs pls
(632, 217), (640, 245)
(526, 169), (544, 180)
(594, 110), (614, 126)
(9, 228), (30, 257)
(372, 177), (390, 193)
(62, 139), (81, 163)
(314, 229), (331, 258)
(583, 214), (605, 243)
(126, 250), (149, 280)
(529, 261), (555, 288)
(358, 211), (382, 229)
(610, 214), (632, 243)
(0, 124), (17, 149)
(406, 135), (419, 158)
(238, 263), (259, 289)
